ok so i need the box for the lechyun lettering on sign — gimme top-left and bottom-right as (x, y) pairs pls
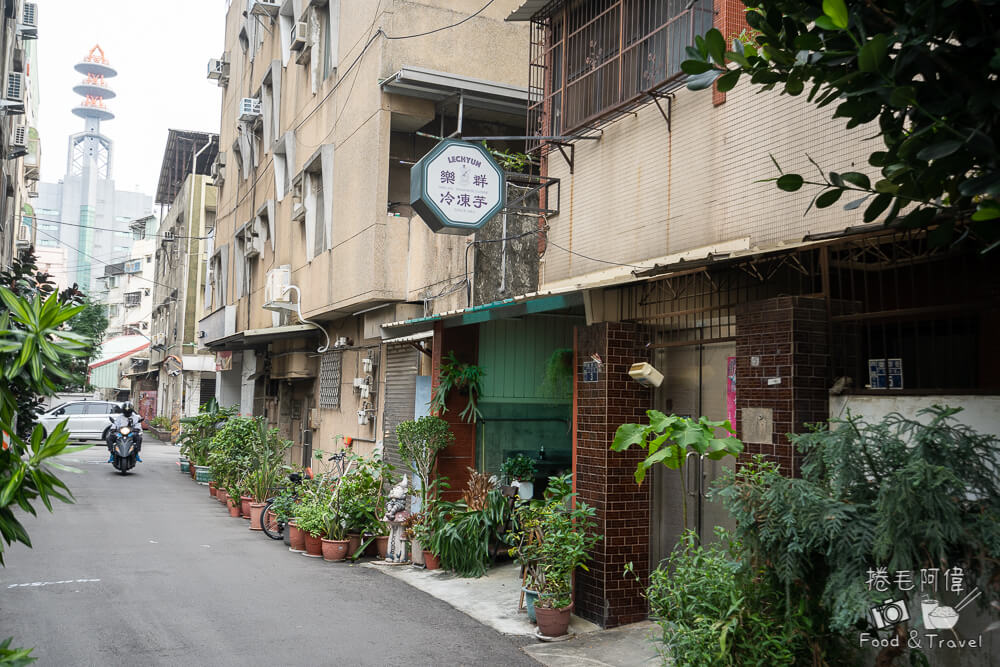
(410, 139), (505, 234)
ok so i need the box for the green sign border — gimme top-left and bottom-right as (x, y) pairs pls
(409, 139), (506, 235)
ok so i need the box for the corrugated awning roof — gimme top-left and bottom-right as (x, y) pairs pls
(155, 129), (219, 205)
(203, 323), (319, 351)
(381, 289), (584, 338)
(507, 0), (558, 21)
(380, 66), (529, 119)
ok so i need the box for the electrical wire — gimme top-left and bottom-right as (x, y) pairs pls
(32, 226), (190, 293)
(22, 213), (209, 240)
(382, 0), (497, 39)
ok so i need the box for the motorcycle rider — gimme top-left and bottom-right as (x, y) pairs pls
(106, 404), (143, 463)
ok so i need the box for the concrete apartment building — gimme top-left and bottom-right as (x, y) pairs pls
(199, 0), (529, 466)
(151, 130), (219, 429)
(1, 1), (39, 271)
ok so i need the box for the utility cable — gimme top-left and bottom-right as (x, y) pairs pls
(382, 0), (497, 39)
(21, 213), (209, 240)
(32, 227), (191, 293)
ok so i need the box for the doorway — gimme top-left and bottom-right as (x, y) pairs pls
(648, 341), (737, 566)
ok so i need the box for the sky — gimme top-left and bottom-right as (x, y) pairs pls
(37, 0), (228, 198)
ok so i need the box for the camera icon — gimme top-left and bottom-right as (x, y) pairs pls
(870, 599), (910, 629)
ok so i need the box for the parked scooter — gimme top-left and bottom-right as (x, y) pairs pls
(108, 415), (143, 474)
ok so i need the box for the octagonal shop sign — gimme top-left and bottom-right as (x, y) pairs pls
(410, 139), (506, 235)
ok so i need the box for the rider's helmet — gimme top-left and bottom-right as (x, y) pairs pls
(122, 403), (135, 418)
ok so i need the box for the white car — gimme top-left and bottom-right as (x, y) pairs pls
(38, 400), (126, 442)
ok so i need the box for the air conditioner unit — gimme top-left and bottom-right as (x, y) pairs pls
(211, 152), (226, 181)
(250, 0), (280, 17)
(11, 126), (27, 149)
(18, 3), (37, 38)
(290, 21), (308, 51)
(6, 73), (24, 103)
(238, 97), (262, 122)
(216, 151), (226, 168)
(264, 267), (291, 303)
(207, 58), (229, 81)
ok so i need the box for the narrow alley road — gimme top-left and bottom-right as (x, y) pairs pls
(0, 438), (537, 666)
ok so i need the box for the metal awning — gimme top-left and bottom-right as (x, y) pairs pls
(203, 323), (319, 351)
(380, 66), (529, 119)
(383, 330), (434, 344)
(507, 0), (555, 21)
(381, 289), (584, 338)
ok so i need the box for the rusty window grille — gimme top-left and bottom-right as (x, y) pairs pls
(527, 0), (713, 151)
(827, 233), (999, 393)
(124, 291), (142, 308)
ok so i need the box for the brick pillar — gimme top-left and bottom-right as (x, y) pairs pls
(734, 297), (830, 476)
(713, 0), (751, 106)
(574, 322), (651, 628)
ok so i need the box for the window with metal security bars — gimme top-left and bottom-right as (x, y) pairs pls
(318, 350), (343, 409)
(124, 291), (141, 308)
(527, 0), (713, 148)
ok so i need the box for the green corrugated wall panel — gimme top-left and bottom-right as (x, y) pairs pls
(478, 316), (577, 401)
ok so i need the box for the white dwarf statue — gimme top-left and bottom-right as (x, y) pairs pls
(383, 474), (410, 563)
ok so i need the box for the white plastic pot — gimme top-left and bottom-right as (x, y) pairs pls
(516, 480), (534, 500)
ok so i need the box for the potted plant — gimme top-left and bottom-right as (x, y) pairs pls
(429, 352), (485, 422)
(225, 484), (242, 518)
(407, 510), (441, 570)
(247, 464), (282, 531)
(293, 496), (328, 558)
(320, 500), (350, 562)
(509, 474), (602, 638)
(396, 416), (454, 513)
(500, 454), (537, 500)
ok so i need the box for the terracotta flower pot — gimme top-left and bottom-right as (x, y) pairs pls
(189, 464), (196, 479)
(321, 538), (349, 562)
(535, 603), (573, 638)
(347, 533), (361, 558)
(423, 550), (441, 570)
(240, 495), (252, 519)
(227, 499), (241, 518)
(209, 482), (217, 497)
(218, 489), (228, 506)
(303, 532), (323, 557)
(249, 502), (265, 531)
(288, 521), (306, 552)
(375, 535), (390, 559)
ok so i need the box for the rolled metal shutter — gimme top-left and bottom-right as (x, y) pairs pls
(382, 344), (420, 479)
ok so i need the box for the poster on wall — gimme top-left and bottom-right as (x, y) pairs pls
(726, 356), (737, 434)
(137, 390), (157, 423)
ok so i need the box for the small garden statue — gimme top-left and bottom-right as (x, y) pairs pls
(382, 474), (411, 563)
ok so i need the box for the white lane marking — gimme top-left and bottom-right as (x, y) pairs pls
(199, 544), (211, 548)
(7, 578), (101, 588)
(149, 540), (158, 544)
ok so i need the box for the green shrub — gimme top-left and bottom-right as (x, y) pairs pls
(646, 529), (808, 666)
(712, 406), (1000, 663)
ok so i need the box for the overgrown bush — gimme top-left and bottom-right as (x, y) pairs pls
(712, 406), (1000, 664)
(646, 529), (809, 666)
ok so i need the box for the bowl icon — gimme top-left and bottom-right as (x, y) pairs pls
(929, 605), (959, 629)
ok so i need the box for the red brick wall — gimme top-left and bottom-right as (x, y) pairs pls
(574, 322), (652, 628)
(713, 0), (751, 106)
(432, 322), (478, 501)
(734, 297), (830, 476)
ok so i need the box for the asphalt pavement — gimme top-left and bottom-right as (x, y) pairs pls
(0, 437), (537, 666)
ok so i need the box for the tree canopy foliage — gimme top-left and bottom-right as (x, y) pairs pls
(682, 0), (1000, 251)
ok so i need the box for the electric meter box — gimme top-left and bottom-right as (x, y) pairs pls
(628, 362), (664, 388)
